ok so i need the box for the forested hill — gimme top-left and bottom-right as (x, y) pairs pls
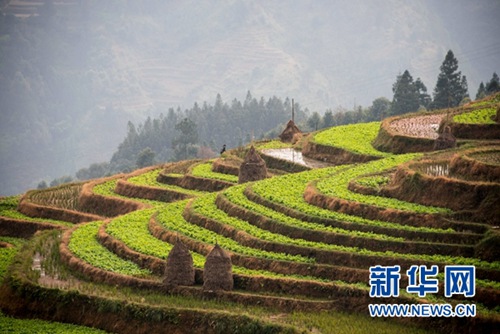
(1, 0), (499, 195)
(105, 93), (308, 178)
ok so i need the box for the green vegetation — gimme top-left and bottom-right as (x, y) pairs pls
(222, 185), (405, 242)
(127, 168), (206, 196)
(106, 202), (332, 281)
(251, 166), (452, 234)
(0, 238), (108, 333)
(254, 140), (293, 150)
(312, 122), (390, 157)
(0, 237), (24, 285)
(431, 50), (469, 110)
(159, 200), (313, 264)
(68, 221), (151, 277)
(0, 196), (72, 226)
(287, 311), (434, 334)
(315, 155), (451, 214)
(453, 107), (497, 124)
(0, 311), (108, 334)
(191, 162), (239, 183)
(355, 174), (391, 190)
(92, 179), (119, 197)
(192, 193), (499, 270)
(390, 70), (431, 115)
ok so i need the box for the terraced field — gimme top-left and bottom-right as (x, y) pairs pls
(1, 100), (499, 333)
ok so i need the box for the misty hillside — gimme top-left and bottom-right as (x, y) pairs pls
(1, 0), (499, 195)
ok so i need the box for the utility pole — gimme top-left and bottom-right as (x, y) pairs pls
(292, 98), (295, 122)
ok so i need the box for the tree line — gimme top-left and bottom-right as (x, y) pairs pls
(41, 50), (499, 188)
(305, 50), (499, 134)
(41, 93), (307, 186)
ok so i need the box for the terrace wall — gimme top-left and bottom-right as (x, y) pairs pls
(115, 179), (191, 202)
(0, 216), (64, 238)
(383, 163), (500, 225)
(78, 176), (148, 217)
(302, 140), (380, 164)
(17, 196), (103, 223)
(372, 117), (436, 154)
(446, 122), (500, 140)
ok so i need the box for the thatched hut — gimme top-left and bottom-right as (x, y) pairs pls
(279, 120), (301, 143)
(433, 126), (456, 150)
(163, 240), (195, 289)
(238, 146), (267, 183)
(203, 244), (233, 291)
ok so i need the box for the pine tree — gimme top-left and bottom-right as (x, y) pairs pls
(370, 97), (391, 120)
(322, 110), (335, 128)
(390, 70), (426, 115)
(172, 118), (199, 161)
(431, 50), (468, 109)
(415, 78), (431, 109)
(486, 72), (500, 95)
(476, 82), (486, 100)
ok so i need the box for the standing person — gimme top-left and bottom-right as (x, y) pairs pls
(220, 144), (226, 155)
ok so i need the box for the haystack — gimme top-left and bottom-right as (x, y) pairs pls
(433, 126), (456, 150)
(203, 244), (233, 291)
(163, 239), (195, 288)
(279, 120), (301, 143)
(238, 146), (267, 183)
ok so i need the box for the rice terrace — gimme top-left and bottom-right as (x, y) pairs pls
(0, 93), (499, 333)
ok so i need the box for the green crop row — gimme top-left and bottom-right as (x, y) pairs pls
(105, 208), (176, 259)
(0, 310), (108, 334)
(106, 202), (332, 282)
(0, 237), (24, 285)
(192, 194), (500, 270)
(92, 179), (118, 197)
(251, 166), (453, 234)
(158, 200), (313, 264)
(222, 185), (405, 242)
(453, 107), (497, 124)
(190, 162), (239, 183)
(315, 155), (452, 214)
(92, 179), (160, 207)
(312, 122), (391, 157)
(254, 140), (293, 150)
(68, 221), (151, 277)
(0, 196), (72, 226)
(127, 168), (205, 196)
(354, 174), (391, 190)
(92, 180), (282, 272)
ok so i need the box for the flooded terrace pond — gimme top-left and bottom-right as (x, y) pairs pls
(261, 148), (332, 169)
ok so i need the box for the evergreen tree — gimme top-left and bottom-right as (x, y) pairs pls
(476, 82), (486, 100)
(431, 50), (468, 109)
(415, 78), (431, 109)
(370, 97), (391, 120)
(307, 112), (321, 131)
(461, 76), (470, 99)
(486, 72), (500, 95)
(322, 110), (335, 128)
(390, 70), (421, 115)
(136, 147), (156, 168)
(37, 181), (48, 189)
(172, 118), (199, 161)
